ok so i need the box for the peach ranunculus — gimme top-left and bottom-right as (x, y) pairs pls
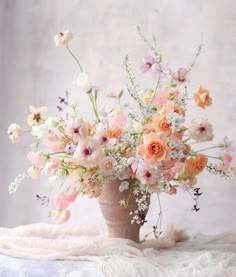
(106, 127), (122, 139)
(185, 154), (208, 177)
(151, 114), (172, 133)
(137, 132), (168, 164)
(194, 86), (212, 109)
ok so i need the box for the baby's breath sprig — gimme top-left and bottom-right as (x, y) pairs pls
(187, 37), (203, 73)
(136, 26), (159, 59)
(124, 55), (146, 119)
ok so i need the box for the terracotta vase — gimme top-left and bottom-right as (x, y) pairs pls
(98, 179), (149, 243)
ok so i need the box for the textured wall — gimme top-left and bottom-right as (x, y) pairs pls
(0, 0), (235, 234)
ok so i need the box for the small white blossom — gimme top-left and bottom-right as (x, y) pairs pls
(54, 29), (73, 47)
(8, 123), (22, 143)
(76, 73), (92, 93)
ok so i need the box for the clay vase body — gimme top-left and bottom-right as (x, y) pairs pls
(98, 179), (149, 243)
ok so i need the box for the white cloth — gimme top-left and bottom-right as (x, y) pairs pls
(0, 223), (235, 277)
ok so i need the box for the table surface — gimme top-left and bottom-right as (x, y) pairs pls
(0, 254), (104, 277)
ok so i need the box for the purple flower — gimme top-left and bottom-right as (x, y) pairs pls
(65, 144), (77, 153)
(224, 136), (235, 152)
(141, 56), (156, 72)
(151, 61), (171, 78)
(173, 68), (188, 83)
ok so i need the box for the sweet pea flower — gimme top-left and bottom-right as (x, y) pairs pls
(7, 123), (22, 143)
(27, 151), (46, 167)
(223, 136), (235, 153)
(44, 158), (61, 174)
(173, 68), (188, 83)
(43, 133), (64, 152)
(53, 192), (70, 209)
(66, 187), (79, 203)
(50, 209), (71, 224)
(54, 29), (73, 47)
(76, 73), (92, 92)
(188, 118), (214, 142)
(221, 152), (233, 169)
(27, 166), (40, 180)
(27, 106), (48, 126)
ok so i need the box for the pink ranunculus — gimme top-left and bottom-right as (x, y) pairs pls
(53, 192), (70, 210)
(27, 166), (40, 180)
(51, 209), (70, 224)
(27, 151), (46, 167)
(221, 152), (233, 169)
(43, 133), (64, 152)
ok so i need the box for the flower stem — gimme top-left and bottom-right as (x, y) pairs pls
(66, 45), (83, 72)
(88, 93), (100, 122)
(150, 77), (160, 104)
(196, 145), (222, 152)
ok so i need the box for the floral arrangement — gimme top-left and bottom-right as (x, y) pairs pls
(8, 28), (235, 235)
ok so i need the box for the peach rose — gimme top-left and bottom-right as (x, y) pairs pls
(194, 86), (212, 109)
(143, 124), (156, 134)
(185, 154), (208, 177)
(138, 133), (168, 163)
(106, 127), (122, 139)
(152, 115), (172, 133)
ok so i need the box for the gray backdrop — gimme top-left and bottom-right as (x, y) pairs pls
(0, 0), (236, 234)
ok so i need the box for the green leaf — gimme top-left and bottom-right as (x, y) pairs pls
(118, 90), (124, 98)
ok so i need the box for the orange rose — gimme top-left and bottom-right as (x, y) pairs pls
(185, 154), (208, 177)
(152, 115), (172, 133)
(106, 128), (122, 139)
(138, 133), (168, 163)
(194, 86), (212, 109)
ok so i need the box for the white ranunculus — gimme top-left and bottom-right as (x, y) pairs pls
(76, 73), (92, 92)
(54, 29), (73, 47)
(7, 123), (22, 143)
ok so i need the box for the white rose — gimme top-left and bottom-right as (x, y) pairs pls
(7, 123), (22, 143)
(76, 73), (92, 92)
(54, 29), (73, 47)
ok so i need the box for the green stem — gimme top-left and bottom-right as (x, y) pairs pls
(196, 145), (222, 152)
(150, 77), (160, 104)
(88, 93), (100, 122)
(66, 45), (83, 72)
